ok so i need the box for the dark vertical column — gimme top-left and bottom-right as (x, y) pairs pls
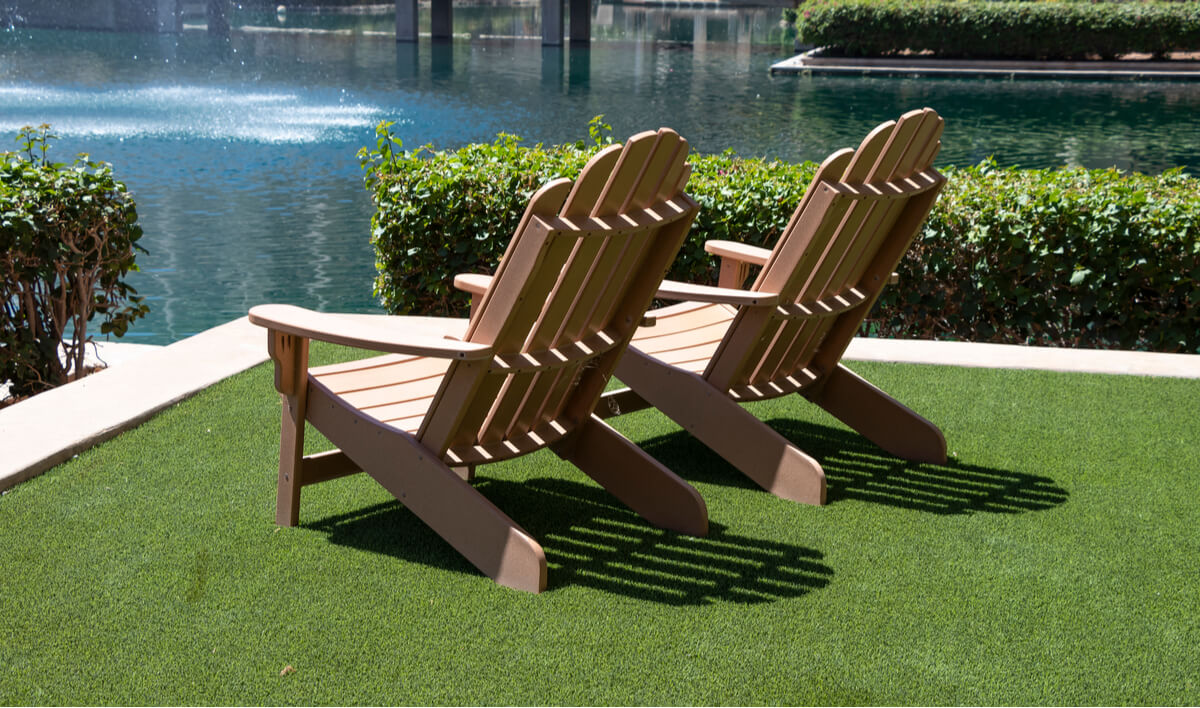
(430, 40), (454, 81)
(541, 46), (564, 92)
(396, 40), (420, 80)
(542, 0), (563, 46)
(156, 0), (181, 32)
(396, 0), (417, 41)
(431, 0), (452, 40)
(206, 0), (229, 35)
(567, 46), (590, 91)
(568, 0), (589, 44)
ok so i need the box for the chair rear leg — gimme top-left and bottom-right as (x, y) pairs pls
(805, 364), (947, 464)
(616, 349), (827, 505)
(553, 415), (708, 537)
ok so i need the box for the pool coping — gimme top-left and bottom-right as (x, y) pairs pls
(769, 49), (1200, 80)
(1, 317), (1197, 493)
(0, 317), (268, 493)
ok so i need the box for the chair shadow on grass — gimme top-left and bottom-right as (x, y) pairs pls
(636, 418), (1069, 515)
(307, 476), (833, 605)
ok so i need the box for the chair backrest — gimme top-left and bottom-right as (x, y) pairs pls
(705, 108), (946, 399)
(419, 129), (698, 465)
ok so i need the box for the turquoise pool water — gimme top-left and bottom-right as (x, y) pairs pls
(3, 10), (1199, 343)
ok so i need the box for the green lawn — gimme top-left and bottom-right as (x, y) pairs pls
(1, 346), (1197, 705)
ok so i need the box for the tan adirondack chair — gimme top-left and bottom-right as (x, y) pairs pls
(596, 108), (950, 506)
(248, 128), (707, 593)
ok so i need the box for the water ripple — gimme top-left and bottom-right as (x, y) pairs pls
(0, 84), (382, 143)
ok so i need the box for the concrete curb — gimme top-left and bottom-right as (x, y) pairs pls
(0, 317), (268, 492)
(1, 317), (1197, 493)
(770, 49), (1200, 80)
(843, 338), (1200, 379)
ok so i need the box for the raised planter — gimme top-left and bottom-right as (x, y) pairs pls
(771, 48), (1200, 81)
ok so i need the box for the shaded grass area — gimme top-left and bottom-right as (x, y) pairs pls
(2, 347), (1198, 704)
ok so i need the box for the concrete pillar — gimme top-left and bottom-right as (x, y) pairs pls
(396, 41), (420, 79)
(206, 0), (229, 35)
(542, 0), (563, 46)
(431, 41), (453, 80)
(541, 46), (563, 92)
(568, 0), (589, 44)
(156, 0), (181, 32)
(567, 46), (590, 90)
(692, 14), (706, 50)
(431, 0), (452, 39)
(395, 0), (417, 41)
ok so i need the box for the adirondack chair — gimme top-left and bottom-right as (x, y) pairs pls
(248, 128), (707, 593)
(595, 108), (950, 506)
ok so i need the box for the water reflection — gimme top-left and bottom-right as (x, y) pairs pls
(1, 11), (1198, 342)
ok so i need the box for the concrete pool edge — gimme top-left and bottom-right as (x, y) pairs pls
(0, 317), (268, 493)
(1, 319), (1198, 493)
(770, 50), (1200, 80)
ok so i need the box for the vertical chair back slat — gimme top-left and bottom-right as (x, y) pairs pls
(420, 129), (698, 458)
(793, 111), (945, 380)
(511, 133), (692, 437)
(468, 142), (628, 445)
(703, 108), (946, 397)
(496, 131), (669, 441)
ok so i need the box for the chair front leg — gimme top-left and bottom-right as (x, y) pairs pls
(267, 330), (310, 526)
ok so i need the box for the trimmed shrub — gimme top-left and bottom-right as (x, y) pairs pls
(362, 125), (1200, 354)
(1, 125), (148, 399)
(882, 161), (1200, 353)
(360, 119), (814, 317)
(797, 1), (1200, 60)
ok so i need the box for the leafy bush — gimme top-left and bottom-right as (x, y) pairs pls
(360, 118), (814, 317)
(881, 161), (1200, 353)
(797, 1), (1200, 60)
(1, 125), (148, 399)
(362, 124), (1200, 354)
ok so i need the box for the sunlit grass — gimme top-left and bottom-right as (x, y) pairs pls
(1, 346), (1197, 704)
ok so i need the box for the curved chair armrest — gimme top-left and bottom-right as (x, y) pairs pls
(704, 240), (771, 267)
(453, 272), (493, 296)
(656, 279), (779, 307)
(249, 304), (493, 360)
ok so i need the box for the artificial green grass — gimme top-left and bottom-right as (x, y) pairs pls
(1, 347), (1198, 705)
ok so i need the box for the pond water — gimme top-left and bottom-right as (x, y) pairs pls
(3, 7), (1199, 343)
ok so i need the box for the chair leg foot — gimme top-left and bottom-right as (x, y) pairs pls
(806, 364), (947, 464)
(615, 349), (827, 505)
(555, 415), (709, 537)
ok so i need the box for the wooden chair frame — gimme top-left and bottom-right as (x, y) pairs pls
(592, 109), (951, 505)
(250, 128), (708, 593)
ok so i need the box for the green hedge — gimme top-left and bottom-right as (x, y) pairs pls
(797, 1), (1200, 60)
(1, 126), (147, 399)
(361, 125), (1200, 354)
(882, 162), (1200, 352)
